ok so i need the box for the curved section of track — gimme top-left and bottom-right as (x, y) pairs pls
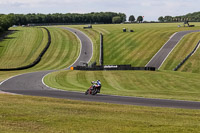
(1, 28), (200, 109)
(146, 30), (200, 69)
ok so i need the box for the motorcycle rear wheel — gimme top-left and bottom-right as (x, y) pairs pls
(85, 89), (89, 95)
(91, 89), (98, 95)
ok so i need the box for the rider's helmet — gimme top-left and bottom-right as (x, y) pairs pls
(97, 80), (101, 86)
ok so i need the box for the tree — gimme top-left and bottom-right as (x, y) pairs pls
(129, 15), (135, 23)
(118, 13), (126, 22)
(137, 16), (143, 23)
(0, 12), (128, 30)
(158, 16), (164, 22)
(112, 16), (122, 23)
(164, 16), (173, 22)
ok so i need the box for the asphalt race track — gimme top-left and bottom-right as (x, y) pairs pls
(146, 30), (200, 69)
(1, 28), (200, 109)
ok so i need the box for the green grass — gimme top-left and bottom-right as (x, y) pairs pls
(1, 94), (200, 133)
(44, 23), (200, 101)
(68, 23), (200, 66)
(0, 27), (47, 68)
(44, 70), (200, 101)
(2, 23), (200, 132)
(30, 27), (80, 71)
(161, 32), (200, 72)
(0, 27), (80, 82)
(62, 25), (100, 65)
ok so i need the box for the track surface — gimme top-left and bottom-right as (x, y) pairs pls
(1, 28), (200, 109)
(146, 30), (200, 69)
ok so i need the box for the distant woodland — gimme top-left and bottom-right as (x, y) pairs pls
(158, 11), (200, 22)
(0, 12), (126, 32)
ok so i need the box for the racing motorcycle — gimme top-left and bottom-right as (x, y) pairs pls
(85, 82), (101, 95)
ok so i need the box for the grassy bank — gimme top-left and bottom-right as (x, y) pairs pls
(1, 23), (200, 133)
(30, 27), (80, 71)
(44, 70), (200, 101)
(0, 27), (80, 82)
(62, 25), (100, 65)
(161, 32), (200, 72)
(0, 27), (47, 68)
(68, 23), (200, 66)
(0, 94), (200, 133)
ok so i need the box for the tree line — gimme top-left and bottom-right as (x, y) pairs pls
(3, 12), (125, 25)
(0, 12), (127, 33)
(0, 14), (13, 32)
(158, 11), (200, 22)
(0, 12), (146, 33)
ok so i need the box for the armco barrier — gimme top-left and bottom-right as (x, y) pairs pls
(174, 40), (200, 71)
(73, 65), (156, 71)
(99, 33), (103, 66)
(0, 27), (51, 71)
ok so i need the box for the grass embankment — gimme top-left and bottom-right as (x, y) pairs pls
(44, 23), (200, 101)
(64, 25), (100, 65)
(30, 27), (80, 70)
(44, 70), (200, 101)
(1, 94), (200, 133)
(68, 23), (200, 66)
(0, 27), (80, 82)
(1, 24), (200, 132)
(0, 27), (47, 68)
(161, 32), (200, 72)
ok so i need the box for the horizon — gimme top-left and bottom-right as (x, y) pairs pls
(0, 0), (200, 21)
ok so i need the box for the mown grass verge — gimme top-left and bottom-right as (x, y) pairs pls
(161, 32), (200, 73)
(44, 70), (200, 101)
(30, 27), (80, 71)
(62, 25), (100, 65)
(0, 94), (200, 133)
(0, 27), (47, 68)
(0, 27), (80, 82)
(68, 23), (200, 66)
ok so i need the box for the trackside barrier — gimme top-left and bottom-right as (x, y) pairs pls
(100, 33), (103, 66)
(73, 65), (156, 71)
(174, 40), (200, 71)
(0, 27), (51, 71)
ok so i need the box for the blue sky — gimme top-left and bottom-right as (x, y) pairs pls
(0, 0), (199, 21)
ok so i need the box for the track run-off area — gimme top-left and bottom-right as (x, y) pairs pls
(1, 27), (200, 109)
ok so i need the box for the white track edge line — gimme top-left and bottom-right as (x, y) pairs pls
(42, 27), (94, 91)
(41, 76), (200, 103)
(61, 27), (83, 69)
(0, 27), (93, 94)
(0, 70), (50, 94)
(158, 34), (185, 69)
(158, 30), (200, 69)
(75, 28), (94, 64)
(145, 32), (177, 67)
(192, 41), (200, 56)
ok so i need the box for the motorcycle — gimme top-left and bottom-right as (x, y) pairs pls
(85, 82), (101, 95)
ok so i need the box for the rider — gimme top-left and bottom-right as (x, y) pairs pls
(92, 80), (101, 93)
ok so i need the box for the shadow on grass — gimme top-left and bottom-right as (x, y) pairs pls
(0, 30), (19, 41)
(4, 37), (16, 39)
